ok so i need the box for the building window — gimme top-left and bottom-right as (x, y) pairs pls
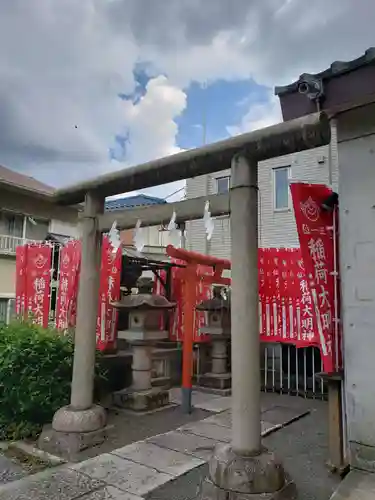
(0, 211), (23, 238)
(273, 166), (291, 210)
(216, 176), (230, 194)
(0, 298), (15, 324)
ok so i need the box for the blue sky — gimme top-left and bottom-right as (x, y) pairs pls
(176, 79), (273, 149)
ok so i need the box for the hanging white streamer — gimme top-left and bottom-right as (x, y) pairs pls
(203, 201), (214, 241)
(133, 219), (145, 253)
(108, 220), (121, 254)
(167, 211), (180, 247)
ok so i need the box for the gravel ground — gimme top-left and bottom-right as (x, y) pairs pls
(0, 455), (24, 485)
(145, 397), (341, 500)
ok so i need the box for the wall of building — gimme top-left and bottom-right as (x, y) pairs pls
(120, 225), (169, 248)
(0, 190), (78, 224)
(337, 103), (375, 471)
(49, 219), (79, 238)
(186, 139), (339, 259)
(0, 258), (16, 295)
(0, 190), (79, 296)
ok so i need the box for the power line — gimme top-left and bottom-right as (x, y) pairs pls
(164, 186), (185, 200)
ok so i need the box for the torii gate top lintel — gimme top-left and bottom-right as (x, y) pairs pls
(166, 244), (231, 270)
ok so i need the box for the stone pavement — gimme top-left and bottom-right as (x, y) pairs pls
(0, 391), (313, 499)
(330, 469), (375, 499)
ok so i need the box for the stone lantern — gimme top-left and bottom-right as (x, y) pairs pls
(111, 277), (176, 412)
(196, 285), (231, 393)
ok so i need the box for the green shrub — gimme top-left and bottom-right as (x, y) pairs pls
(0, 321), (106, 440)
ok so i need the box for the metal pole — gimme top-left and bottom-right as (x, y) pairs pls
(70, 192), (104, 410)
(230, 154), (261, 454)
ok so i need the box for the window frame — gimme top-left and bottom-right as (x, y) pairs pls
(216, 175), (230, 194)
(272, 166), (291, 212)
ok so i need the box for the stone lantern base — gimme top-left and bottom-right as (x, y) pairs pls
(200, 372), (232, 392)
(113, 386), (170, 412)
(112, 336), (170, 412)
(197, 335), (232, 396)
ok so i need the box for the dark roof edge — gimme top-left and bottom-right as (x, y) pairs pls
(275, 47), (375, 96)
(0, 180), (55, 200)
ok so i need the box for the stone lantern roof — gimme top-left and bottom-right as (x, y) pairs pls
(112, 277), (176, 311)
(196, 285), (231, 312)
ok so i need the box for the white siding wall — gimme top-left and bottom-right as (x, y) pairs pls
(142, 226), (169, 247)
(186, 136), (338, 258)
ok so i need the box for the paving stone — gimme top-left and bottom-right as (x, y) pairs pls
(70, 452), (172, 497)
(0, 466), (103, 500)
(193, 396), (232, 413)
(169, 388), (220, 407)
(260, 406), (309, 426)
(330, 469), (375, 499)
(178, 421), (231, 443)
(80, 485), (143, 499)
(203, 411), (231, 428)
(180, 418), (280, 442)
(147, 431), (217, 461)
(112, 441), (204, 477)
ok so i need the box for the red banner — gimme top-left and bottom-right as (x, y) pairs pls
(259, 248), (319, 347)
(15, 245), (28, 318)
(55, 240), (81, 331)
(25, 244), (52, 328)
(290, 182), (340, 373)
(96, 236), (122, 352)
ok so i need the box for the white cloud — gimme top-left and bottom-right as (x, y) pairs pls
(0, 0), (374, 193)
(107, 75), (187, 201)
(120, 76), (187, 165)
(228, 94), (282, 135)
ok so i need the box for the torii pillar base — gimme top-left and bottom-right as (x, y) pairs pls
(38, 405), (107, 461)
(200, 444), (297, 500)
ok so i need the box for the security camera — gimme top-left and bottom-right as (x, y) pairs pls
(297, 74), (324, 101)
(298, 81), (310, 95)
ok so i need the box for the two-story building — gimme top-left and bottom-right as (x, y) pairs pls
(0, 165), (79, 321)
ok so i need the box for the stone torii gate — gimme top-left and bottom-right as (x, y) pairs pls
(43, 113), (330, 498)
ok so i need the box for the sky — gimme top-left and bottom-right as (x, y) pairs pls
(0, 0), (374, 202)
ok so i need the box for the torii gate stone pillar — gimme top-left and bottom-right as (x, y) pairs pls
(39, 192), (106, 459)
(201, 156), (297, 499)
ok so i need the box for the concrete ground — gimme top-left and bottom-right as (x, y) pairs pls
(147, 394), (341, 500)
(0, 391), (342, 499)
